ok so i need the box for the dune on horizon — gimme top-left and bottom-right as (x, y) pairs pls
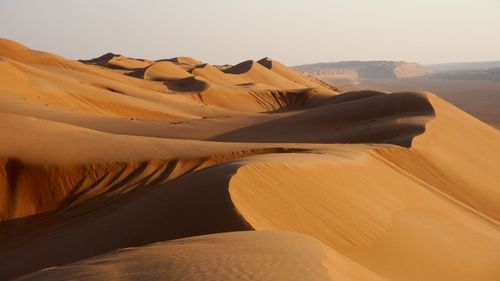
(0, 38), (499, 281)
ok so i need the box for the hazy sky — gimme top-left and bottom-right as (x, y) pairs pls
(1, 0), (499, 65)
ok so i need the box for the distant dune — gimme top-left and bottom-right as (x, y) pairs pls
(427, 61), (500, 72)
(1, 38), (499, 281)
(430, 67), (500, 81)
(294, 61), (432, 79)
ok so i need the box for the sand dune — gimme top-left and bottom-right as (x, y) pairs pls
(294, 61), (432, 80)
(1, 38), (499, 281)
(80, 53), (153, 70)
(224, 60), (306, 89)
(258, 57), (335, 90)
(163, 56), (202, 66)
(191, 63), (250, 85)
(212, 91), (435, 147)
(0, 38), (73, 67)
(14, 232), (386, 281)
(143, 61), (193, 81)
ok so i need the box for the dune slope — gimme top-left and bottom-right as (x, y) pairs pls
(14, 232), (386, 281)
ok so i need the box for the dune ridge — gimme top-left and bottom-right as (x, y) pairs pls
(0, 38), (499, 281)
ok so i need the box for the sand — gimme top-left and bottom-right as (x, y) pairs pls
(0, 38), (499, 281)
(14, 231), (386, 281)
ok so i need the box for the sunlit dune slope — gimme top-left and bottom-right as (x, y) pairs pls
(258, 57), (337, 90)
(143, 61), (193, 81)
(223, 60), (307, 89)
(14, 232), (386, 281)
(228, 93), (500, 281)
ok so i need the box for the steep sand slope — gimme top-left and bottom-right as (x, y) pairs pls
(377, 94), (500, 221)
(143, 61), (193, 80)
(228, 93), (500, 281)
(191, 63), (250, 85)
(14, 231), (386, 281)
(80, 53), (153, 70)
(212, 91), (435, 147)
(0, 38), (79, 68)
(223, 60), (306, 89)
(258, 57), (336, 90)
(229, 153), (500, 281)
(0, 111), (312, 220)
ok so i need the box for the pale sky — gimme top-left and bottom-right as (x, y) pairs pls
(0, 0), (499, 65)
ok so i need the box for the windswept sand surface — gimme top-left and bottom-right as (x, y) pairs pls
(14, 231), (386, 281)
(1, 38), (499, 281)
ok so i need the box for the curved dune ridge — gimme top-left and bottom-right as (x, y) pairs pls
(0, 38), (499, 281)
(258, 57), (337, 90)
(223, 60), (307, 89)
(143, 61), (193, 81)
(164, 56), (203, 66)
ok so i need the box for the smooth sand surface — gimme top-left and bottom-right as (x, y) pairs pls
(14, 231), (387, 281)
(1, 38), (499, 281)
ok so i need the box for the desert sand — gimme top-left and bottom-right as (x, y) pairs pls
(14, 231), (386, 281)
(1, 38), (499, 281)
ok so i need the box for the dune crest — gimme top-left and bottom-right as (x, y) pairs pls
(224, 60), (307, 89)
(143, 61), (193, 81)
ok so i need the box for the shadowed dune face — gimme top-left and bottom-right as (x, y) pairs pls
(1, 38), (500, 281)
(223, 60), (255, 74)
(223, 59), (307, 90)
(191, 63), (251, 85)
(0, 163), (251, 280)
(334, 77), (500, 129)
(212, 91), (435, 147)
(164, 76), (209, 92)
(80, 53), (153, 70)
